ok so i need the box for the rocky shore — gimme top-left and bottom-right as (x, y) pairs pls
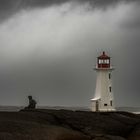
(0, 109), (139, 140)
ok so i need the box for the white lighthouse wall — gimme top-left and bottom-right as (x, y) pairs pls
(108, 72), (115, 109)
(91, 101), (96, 112)
(94, 69), (115, 111)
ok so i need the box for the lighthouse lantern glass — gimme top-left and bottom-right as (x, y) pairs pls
(97, 52), (111, 68)
(98, 58), (110, 68)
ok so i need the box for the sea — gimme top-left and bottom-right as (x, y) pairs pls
(0, 106), (140, 114)
(0, 106), (90, 112)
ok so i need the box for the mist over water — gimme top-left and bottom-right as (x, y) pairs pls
(0, 0), (140, 107)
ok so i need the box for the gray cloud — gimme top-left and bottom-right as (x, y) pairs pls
(0, 0), (139, 107)
(119, 3), (140, 29)
(0, 0), (139, 22)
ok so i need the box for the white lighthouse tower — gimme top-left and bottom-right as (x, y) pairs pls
(91, 51), (115, 111)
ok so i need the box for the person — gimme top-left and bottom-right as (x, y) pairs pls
(25, 95), (37, 109)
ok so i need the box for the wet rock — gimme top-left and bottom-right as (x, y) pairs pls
(105, 135), (126, 140)
(128, 123), (140, 140)
(0, 109), (139, 140)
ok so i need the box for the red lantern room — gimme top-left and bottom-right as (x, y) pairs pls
(97, 51), (110, 68)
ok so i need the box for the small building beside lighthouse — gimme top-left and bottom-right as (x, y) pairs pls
(91, 51), (115, 111)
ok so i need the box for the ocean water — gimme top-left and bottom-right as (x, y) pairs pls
(0, 106), (23, 111)
(0, 106), (90, 112)
(0, 106), (140, 114)
(116, 107), (140, 114)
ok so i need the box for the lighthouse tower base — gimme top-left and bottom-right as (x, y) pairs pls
(91, 99), (116, 112)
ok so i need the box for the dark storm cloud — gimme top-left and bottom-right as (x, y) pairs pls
(0, 0), (139, 22)
(0, 0), (21, 21)
(0, 0), (140, 107)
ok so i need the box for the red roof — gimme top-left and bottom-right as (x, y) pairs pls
(98, 51), (110, 59)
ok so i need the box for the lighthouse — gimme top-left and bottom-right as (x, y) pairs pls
(91, 51), (115, 111)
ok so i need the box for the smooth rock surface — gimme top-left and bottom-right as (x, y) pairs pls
(0, 109), (139, 140)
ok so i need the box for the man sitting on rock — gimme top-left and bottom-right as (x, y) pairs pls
(25, 95), (37, 109)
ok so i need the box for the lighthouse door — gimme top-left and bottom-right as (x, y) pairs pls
(95, 101), (99, 112)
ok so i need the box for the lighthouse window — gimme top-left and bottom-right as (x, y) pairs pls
(106, 60), (109, 64)
(109, 73), (111, 79)
(104, 104), (107, 106)
(110, 101), (113, 106)
(109, 87), (112, 92)
(101, 60), (103, 64)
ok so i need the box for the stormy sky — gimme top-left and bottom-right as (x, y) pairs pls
(0, 0), (140, 107)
